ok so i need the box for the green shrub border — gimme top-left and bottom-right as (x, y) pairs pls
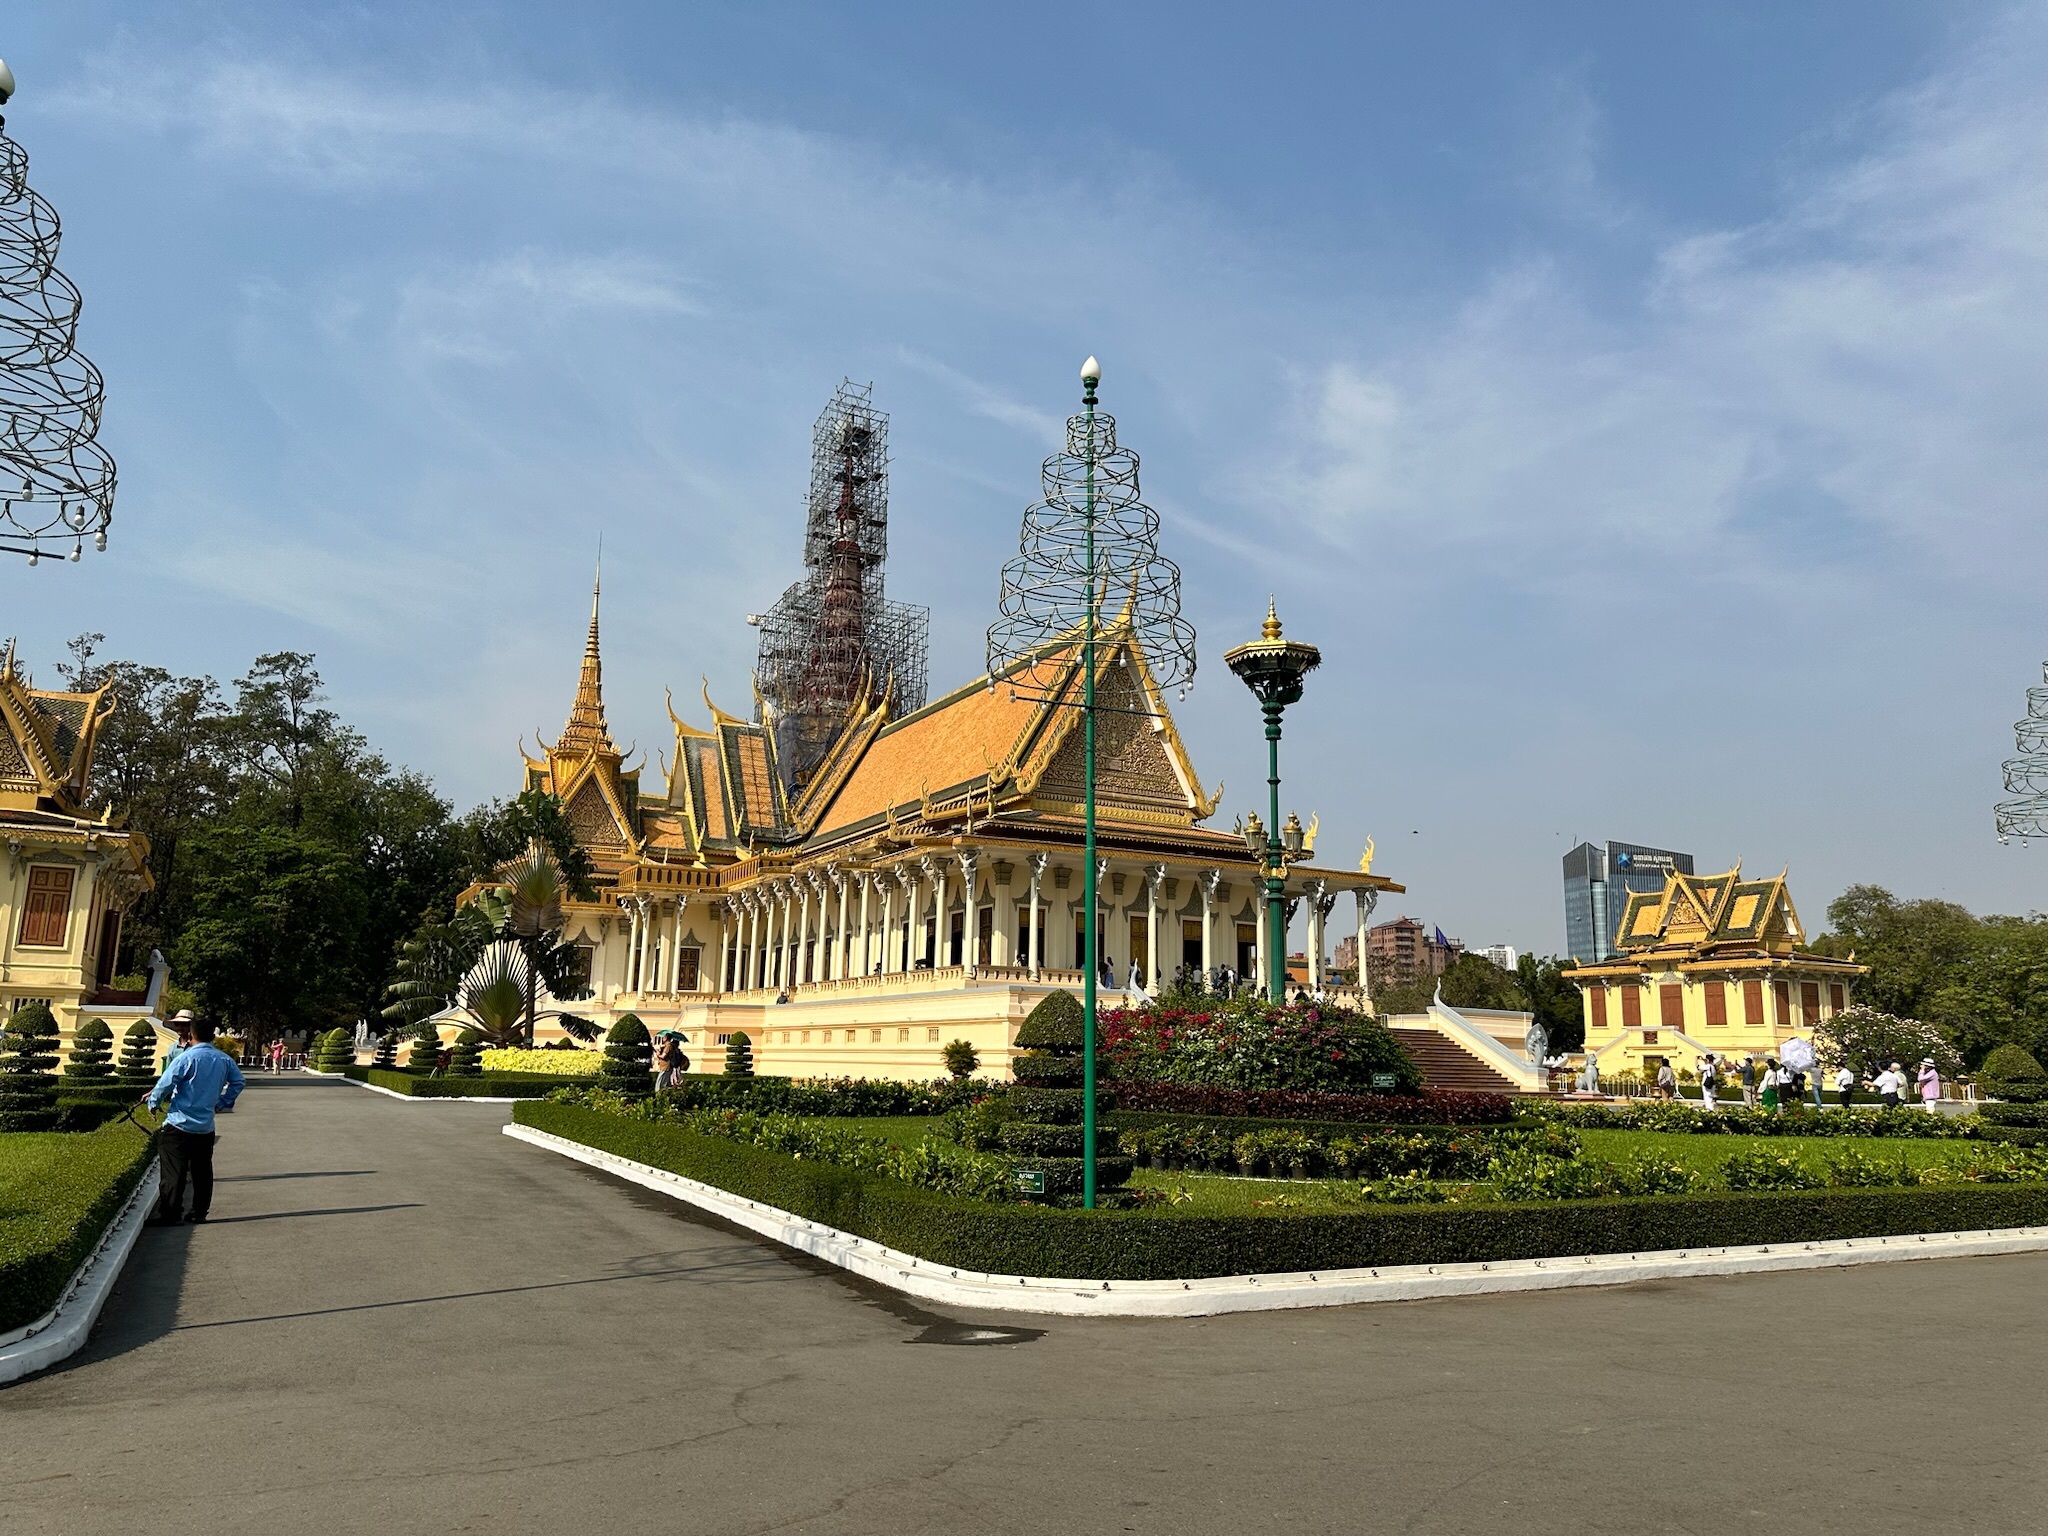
(514, 1102), (2048, 1282)
(0, 1124), (158, 1332)
(347, 1067), (592, 1099)
(1106, 1108), (1538, 1142)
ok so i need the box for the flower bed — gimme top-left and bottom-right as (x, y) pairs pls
(0, 1121), (157, 1332)
(512, 1102), (2048, 1281)
(481, 1047), (600, 1076)
(1107, 1080), (1513, 1125)
(1100, 998), (1421, 1094)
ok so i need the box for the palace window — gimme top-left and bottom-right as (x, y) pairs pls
(800, 1031), (811, 1044)
(1828, 983), (1845, 1015)
(676, 947), (701, 991)
(1800, 982), (1821, 1026)
(926, 1027), (940, 1042)
(897, 1028), (910, 1043)
(17, 866), (74, 948)
(870, 1029), (882, 1043)
(715, 1033), (732, 1045)
(1658, 984), (1684, 1030)
(1703, 982), (1727, 1027)
(1774, 980), (1792, 1025)
(1742, 979), (1764, 1028)
(1620, 984), (1642, 1030)
(1587, 985), (1607, 1032)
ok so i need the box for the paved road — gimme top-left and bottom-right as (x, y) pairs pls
(7, 1075), (2046, 1534)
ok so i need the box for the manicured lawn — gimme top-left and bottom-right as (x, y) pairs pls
(1578, 1128), (1968, 1176)
(820, 1116), (947, 1148)
(0, 1119), (159, 1331)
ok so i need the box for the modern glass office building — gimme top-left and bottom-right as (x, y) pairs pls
(1562, 841), (1695, 963)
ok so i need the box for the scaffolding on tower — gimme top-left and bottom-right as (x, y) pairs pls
(753, 380), (930, 794)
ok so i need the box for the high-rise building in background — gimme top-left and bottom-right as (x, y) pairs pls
(1476, 944), (1518, 971)
(1366, 916), (1464, 981)
(1562, 841), (1695, 963)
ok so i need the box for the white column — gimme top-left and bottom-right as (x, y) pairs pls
(857, 872), (873, 975)
(1146, 863), (1166, 991)
(1353, 888), (1378, 1005)
(958, 851), (979, 974)
(715, 902), (730, 994)
(921, 857), (944, 968)
(833, 870), (849, 980)
(1027, 852), (1046, 978)
(1201, 869), (1220, 982)
(893, 868), (914, 972)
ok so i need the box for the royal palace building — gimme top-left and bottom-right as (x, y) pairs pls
(1569, 865), (1866, 1079)
(501, 582), (1399, 1080)
(0, 645), (166, 1057)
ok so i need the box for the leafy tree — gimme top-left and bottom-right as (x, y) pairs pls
(383, 903), (495, 1031)
(63, 1019), (115, 1082)
(941, 1039), (979, 1078)
(1517, 955), (1584, 1053)
(116, 1022), (159, 1087)
(458, 790), (597, 899)
(1438, 953), (1523, 1012)
(1813, 1004), (1963, 1081)
(722, 1030), (755, 1078)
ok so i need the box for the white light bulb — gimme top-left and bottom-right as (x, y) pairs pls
(1080, 355), (1101, 384)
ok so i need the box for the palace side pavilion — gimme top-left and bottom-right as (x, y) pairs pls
(498, 585), (1399, 1080)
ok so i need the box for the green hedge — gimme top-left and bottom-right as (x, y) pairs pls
(353, 1067), (591, 1098)
(1107, 1108), (1537, 1142)
(514, 1102), (2048, 1282)
(1979, 1102), (2048, 1129)
(0, 1121), (158, 1331)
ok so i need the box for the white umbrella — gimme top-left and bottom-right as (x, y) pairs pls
(1779, 1036), (1816, 1071)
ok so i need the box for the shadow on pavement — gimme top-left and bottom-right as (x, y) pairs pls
(56, 1218), (195, 1377)
(216, 1170), (378, 1183)
(201, 1202), (424, 1224)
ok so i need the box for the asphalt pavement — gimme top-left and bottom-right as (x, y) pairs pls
(5, 1073), (2044, 1535)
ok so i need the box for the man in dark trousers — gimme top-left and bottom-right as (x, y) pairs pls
(142, 1018), (246, 1226)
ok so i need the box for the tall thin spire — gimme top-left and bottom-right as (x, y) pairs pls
(557, 563), (614, 757)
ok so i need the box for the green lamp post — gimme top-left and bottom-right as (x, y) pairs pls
(1226, 601), (1320, 1003)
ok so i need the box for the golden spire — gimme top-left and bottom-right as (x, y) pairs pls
(556, 566), (615, 757)
(1262, 597), (1283, 640)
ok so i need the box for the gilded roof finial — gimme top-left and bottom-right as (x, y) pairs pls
(1262, 597), (1282, 641)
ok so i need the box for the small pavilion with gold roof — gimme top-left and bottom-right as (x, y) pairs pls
(505, 580), (1400, 1079)
(1569, 865), (1866, 1079)
(0, 644), (164, 1057)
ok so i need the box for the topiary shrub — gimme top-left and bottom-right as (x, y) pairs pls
(63, 1019), (116, 1083)
(116, 1021), (159, 1088)
(409, 1026), (441, 1071)
(600, 1014), (654, 1098)
(0, 1002), (62, 1131)
(1979, 1043), (2048, 1103)
(371, 1030), (398, 1070)
(723, 1030), (755, 1078)
(311, 1028), (354, 1073)
(1000, 991), (1129, 1202)
(447, 1028), (484, 1077)
(942, 1039), (979, 1079)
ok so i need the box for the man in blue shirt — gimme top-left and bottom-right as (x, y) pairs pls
(143, 1018), (246, 1226)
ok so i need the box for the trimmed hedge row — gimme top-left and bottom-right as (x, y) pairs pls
(1528, 1100), (1983, 1139)
(0, 1121), (157, 1331)
(1105, 1081), (1514, 1126)
(513, 1102), (2048, 1282)
(1979, 1102), (2048, 1129)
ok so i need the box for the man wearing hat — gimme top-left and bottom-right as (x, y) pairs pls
(143, 1014), (246, 1226)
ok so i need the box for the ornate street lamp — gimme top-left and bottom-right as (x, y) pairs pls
(0, 60), (118, 564)
(988, 356), (1195, 1208)
(1226, 601), (1320, 1002)
(1996, 660), (2048, 844)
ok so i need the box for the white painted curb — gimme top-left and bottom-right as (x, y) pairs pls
(342, 1076), (526, 1105)
(0, 1162), (160, 1384)
(505, 1123), (2048, 1317)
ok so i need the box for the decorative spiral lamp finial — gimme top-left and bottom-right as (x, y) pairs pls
(1262, 597), (1282, 640)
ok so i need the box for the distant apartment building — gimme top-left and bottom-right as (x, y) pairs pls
(1332, 933), (1358, 980)
(1562, 841), (1695, 964)
(1475, 944), (1518, 971)
(1366, 916), (1464, 981)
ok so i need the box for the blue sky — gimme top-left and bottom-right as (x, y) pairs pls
(6, 1), (2047, 956)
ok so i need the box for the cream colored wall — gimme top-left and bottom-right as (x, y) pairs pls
(1580, 968), (1854, 1075)
(0, 847), (120, 1059)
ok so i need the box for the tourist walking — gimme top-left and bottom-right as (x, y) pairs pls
(1655, 1060), (1677, 1101)
(1698, 1053), (1720, 1112)
(266, 1037), (285, 1074)
(1740, 1055), (1760, 1109)
(1760, 1058), (1781, 1112)
(1835, 1064), (1856, 1108)
(143, 1018), (246, 1226)
(1917, 1058), (1942, 1113)
(1874, 1062), (1905, 1109)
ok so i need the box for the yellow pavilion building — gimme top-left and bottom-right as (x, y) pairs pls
(489, 584), (1400, 1080)
(0, 645), (167, 1059)
(1569, 866), (1866, 1079)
